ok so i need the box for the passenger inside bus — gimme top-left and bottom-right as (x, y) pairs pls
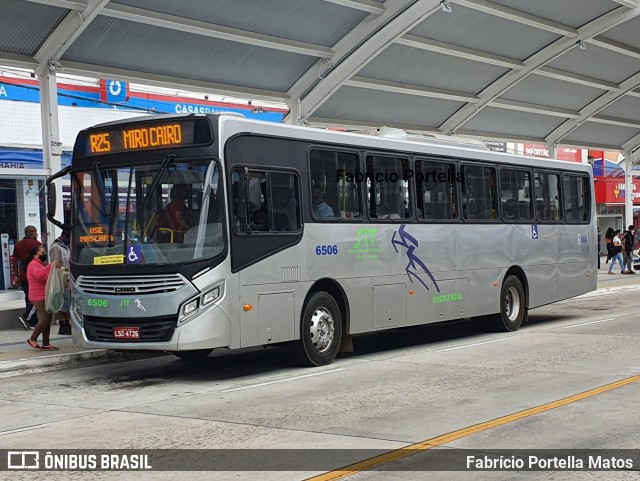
(312, 187), (334, 218)
(158, 184), (190, 242)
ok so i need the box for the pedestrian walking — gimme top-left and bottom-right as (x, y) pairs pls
(49, 228), (72, 335)
(605, 227), (614, 264)
(607, 230), (624, 275)
(11, 226), (41, 330)
(25, 245), (63, 350)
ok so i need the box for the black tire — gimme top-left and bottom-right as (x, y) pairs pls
(173, 349), (213, 361)
(293, 291), (343, 367)
(489, 275), (526, 332)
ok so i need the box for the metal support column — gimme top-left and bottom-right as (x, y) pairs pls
(286, 99), (302, 125)
(624, 150), (633, 228)
(36, 62), (64, 247)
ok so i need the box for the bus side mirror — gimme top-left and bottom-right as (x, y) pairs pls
(47, 182), (57, 217)
(247, 178), (261, 212)
(46, 166), (70, 229)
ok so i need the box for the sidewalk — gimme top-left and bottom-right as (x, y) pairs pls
(0, 291), (162, 378)
(1, 257), (639, 378)
(586, 255), (640, 297)
(0, 328), (137, 379)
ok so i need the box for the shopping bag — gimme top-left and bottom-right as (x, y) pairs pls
(45, 267), (68, 314)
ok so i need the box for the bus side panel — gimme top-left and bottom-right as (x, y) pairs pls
(305, 224), (386, 335)
(237, 241), (309, 347)
(407, 277), (470, 325)
(520, 224), (560, 308)
(557, 223), (593, 300)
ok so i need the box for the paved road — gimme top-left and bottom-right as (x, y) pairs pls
(1, 290), (639, 480)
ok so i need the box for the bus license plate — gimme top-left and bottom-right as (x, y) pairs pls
(113, 327), (140, 339)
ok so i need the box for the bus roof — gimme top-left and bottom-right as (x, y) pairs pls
(217, 114), (593, 175)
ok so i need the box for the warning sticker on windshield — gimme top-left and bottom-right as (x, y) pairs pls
(94, 255), (125, 265)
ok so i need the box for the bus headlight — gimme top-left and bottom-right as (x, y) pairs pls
(179, 299), (199, 324)
(178, 283), (224, 326)
(202, 287), (220, 306)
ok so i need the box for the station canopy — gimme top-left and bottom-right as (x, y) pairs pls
(3, 0), (640, 153)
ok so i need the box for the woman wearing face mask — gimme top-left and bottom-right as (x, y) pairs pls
(26, 245), (63, 350)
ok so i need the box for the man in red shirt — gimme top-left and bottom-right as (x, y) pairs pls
(12, 225), (41, 330)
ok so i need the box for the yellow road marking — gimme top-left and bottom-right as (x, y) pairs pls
(306, 374), (640, 481)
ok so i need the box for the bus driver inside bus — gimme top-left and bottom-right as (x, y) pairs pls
(312, 187), (334, 218)
(158, 185), (190, 241)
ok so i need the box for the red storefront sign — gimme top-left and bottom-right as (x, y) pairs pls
(523, 144), (582, 162)
(594, 178), (640, 204)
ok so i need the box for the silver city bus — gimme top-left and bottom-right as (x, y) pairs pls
(47, 113), (596, 366)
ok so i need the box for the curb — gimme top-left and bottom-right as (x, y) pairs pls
(576, 283), (640, 299)
(0, 349), (164, 379)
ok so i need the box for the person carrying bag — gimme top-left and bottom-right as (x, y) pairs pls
(45, 265), (68, 314)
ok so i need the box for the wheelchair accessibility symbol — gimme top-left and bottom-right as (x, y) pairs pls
(532, 224), (539, 239)
(126, 245), (142, 264)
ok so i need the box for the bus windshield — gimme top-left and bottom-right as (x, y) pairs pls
(72, 158), (224, 266)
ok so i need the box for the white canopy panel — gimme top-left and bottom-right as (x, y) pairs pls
(2, 0), (640, 151)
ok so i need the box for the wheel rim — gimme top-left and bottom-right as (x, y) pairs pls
(309, 307), (335, 354)
(504, 286), (520, 322)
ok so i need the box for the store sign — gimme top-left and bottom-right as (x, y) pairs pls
(595, 179), (640, 204)
(1, 76), (286, 123)
(100, 79), (129, 103)
(523, 144), (582, 162)
(557, 147), (582, 162)
(0, 150), (72, 170)
(483, 141), (507, 152)
(523, 144), (549, 158)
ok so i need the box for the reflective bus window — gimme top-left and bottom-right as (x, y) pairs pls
(461, 164), (498, 221)
(309, 149), (362, 219)
(500, 168), (533, 222)
(231, 169), (300, 233)
(417, 159), (457, 221)
(534, 171), (562, 222)
(72, 160), (223, 265)
(366, 155), (411, 220)
(563, 174), (590, 223)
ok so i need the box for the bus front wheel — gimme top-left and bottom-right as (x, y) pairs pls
(492, 275), (526, 332)
(173, 349), (213, 361)
(294, 292), (343, 367)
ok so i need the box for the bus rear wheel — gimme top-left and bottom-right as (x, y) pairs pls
(491, 275), (526, 332)
(293, 292), (342, 367)
(173, 349), (213, 361)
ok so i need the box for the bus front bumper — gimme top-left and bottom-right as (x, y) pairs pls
(70, 306), (232, 352)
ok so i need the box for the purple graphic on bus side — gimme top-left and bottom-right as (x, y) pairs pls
(391, 225), (440, 292)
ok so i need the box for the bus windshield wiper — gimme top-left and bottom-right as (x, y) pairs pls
(142, 154), (175, 210)
(106, 170), (119, 247)
(123, 168), (134, 249)
(93, 163), (109, 216)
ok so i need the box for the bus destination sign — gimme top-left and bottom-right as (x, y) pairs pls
(82, 120), (200, 156)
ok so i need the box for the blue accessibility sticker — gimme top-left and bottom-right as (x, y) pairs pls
(126, 245), (142, 264)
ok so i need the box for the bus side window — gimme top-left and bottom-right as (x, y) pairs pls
(231, 169), (300, 233)
(462, 164), (497, 221)
(309, 149), (362, 220)
(418, 159), (457, 221)
(535, 171), (562, 222)
(366, 154), (410, 220)
(563, 174), (590, 223)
